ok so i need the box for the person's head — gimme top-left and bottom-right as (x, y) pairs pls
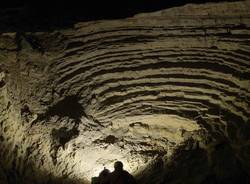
(99, 167), (110, 177)
(114, 161), (123, 171)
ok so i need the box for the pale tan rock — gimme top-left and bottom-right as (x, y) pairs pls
(0, 1), (250, 184)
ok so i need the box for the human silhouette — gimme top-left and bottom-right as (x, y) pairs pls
(107, 161), (137, 184)
(98, 167), (110, 184)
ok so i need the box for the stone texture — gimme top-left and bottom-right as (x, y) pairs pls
(0, 1), (250, 184)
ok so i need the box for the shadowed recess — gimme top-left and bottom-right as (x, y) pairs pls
(0, 0), (250, 184)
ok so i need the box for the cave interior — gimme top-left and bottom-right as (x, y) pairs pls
(0, 0), (250, 184)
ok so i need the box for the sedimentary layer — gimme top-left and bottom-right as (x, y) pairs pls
(0, 1), (249, 183)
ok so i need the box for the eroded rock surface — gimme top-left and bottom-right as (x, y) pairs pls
(0, 1), (250, 184)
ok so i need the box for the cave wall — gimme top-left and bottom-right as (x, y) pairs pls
(0, 1), (250, 184)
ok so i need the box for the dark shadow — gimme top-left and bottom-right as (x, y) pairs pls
(46, 95), (84, 120)
(135, 140), (250, 184)
(0, 0), (240, 32)
(0, 159), (89, 184)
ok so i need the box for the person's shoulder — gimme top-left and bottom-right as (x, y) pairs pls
(109, 171), (118, 177)
(123, 170), (132, 175)
(122, 170), (134, 178)
(122, 171), (137, 183)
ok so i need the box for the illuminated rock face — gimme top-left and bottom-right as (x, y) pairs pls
(0, 1), (250, 184)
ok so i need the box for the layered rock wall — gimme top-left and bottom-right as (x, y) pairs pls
(0, 1), (250, 183)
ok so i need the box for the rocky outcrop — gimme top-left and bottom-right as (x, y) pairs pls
(0, 1), (250, 184)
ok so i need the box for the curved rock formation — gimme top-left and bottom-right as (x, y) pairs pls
(0, 1), (250, 184)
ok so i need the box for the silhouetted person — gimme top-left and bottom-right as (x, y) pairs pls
(98, 167), (110, 184)
(107, 161), (137, 184)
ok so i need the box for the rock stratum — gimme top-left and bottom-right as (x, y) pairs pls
(0, 1), (250, 184)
